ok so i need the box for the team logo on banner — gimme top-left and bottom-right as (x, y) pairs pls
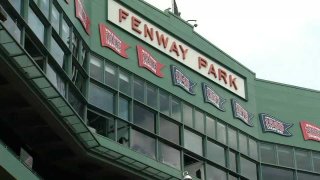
(202, 83), (226, 111)
(75, 0), (90, 34)
(99, 24), (129, 58)
(300, 121), (320, 142)
(171, 65), (196, 95)
(136, 45), (164, 77)
(259, 113), (293, 136)
(231, 99), (254, 127)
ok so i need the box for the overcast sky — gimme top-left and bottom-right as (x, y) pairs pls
(143, 0), (320, 91)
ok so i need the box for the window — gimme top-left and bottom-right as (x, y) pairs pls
(260, 143), (276, 164)
(261, 165), (294, 180)
(184, 129), (202, 156)
(229, 151), (237, 172)
(36, 0), (50, 18)
(71, 31), (79, 56)
(184, 155), (204, 180)
(50, 37), (65, 68)
(295, 149), (311, 171)
(228, 127), (237, 150)
(51, 4), (60, 33)
(313, 152), (320, 173)
(206, 164), (226, 180)
(146, 84), (157, 109)
(88, 83), (114, 113)
(277, 146), (294, 167)
(46, 63), (65, 97)
(217, 122), (226, 144)
(3, 12), (21, 42)
(89, 56), (103, 81)
(28, 7), (45, 43)
(131, 130), (155, 159)
(207, 141), (225, 166)
(160, 117), (179, 144)
(119, 71), (130, 95)
(228, 175), (237, 180)
(133, 104), (155, 133)
(171, 97), (181, 121)
(117, 120), (129, 146)
(297, 172), (320, 180)
(118, 97), (129, 121)
(159, 142), (181, 170)
(240, 157), (257, 180)
(61, 18), (70, 46)
(206, 116), (216, 139)
(133, 78), (144, 102)
(239, 133), (248, 155)
(194, 109), (204, 133)
(183, 103), (193, 128)
(68, 88), (84, 118)
(9, 0), (21, 14)
(159, 90), (169, 115)
(105, 62), (117, 88)
(249, 138), (258, 160)
(87, 111), (115, 140)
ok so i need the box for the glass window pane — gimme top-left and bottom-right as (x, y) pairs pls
(119, 71), (130, 95)
(51, 4), (60, 33)
(277, 146), (294, 168)
(117, 120), (129, 146)
(297, 172), (320, 180)
(206, 164), (227, 180)
(71, 32), (79, 56)
(229, 151), (237, 172)
(160, 117), (179, 144)
(239, 133), (248, 155)
(228, 127), (237, 150)
(159, 142), (181, 170)
(249, 138), (258, 160)
(90, 56), (103, 81)
(87, 111), (115, 140)
(119, 97), (129, 121)
(147, 85), (157, 109)
(46, 64), (65, 97)
(313, 152), (320, 173)
(194, 109), (204, 133)
(260, 143), (276, 164)
(3, 13), (21, 42)
(39, 0), (50, 18)
(184, 155), (204, 180)
(68, 89), (84, 118)
(240, 157), (257, 180)
(228, 175), (237, 180)
(10, 0), (21, 14)
(261, 165), (294, 180)
(159, 90), (169, 115)
(131, 130), (155, 159)
(28, 7), (44, 43)
(51, 37), (65, 68)
(217, 122), (226, 144)
(207, 141), (225, 166)
(105, 62), (117, 88)
(183, 103), (193, 128)
(133, 78), (144, 102)
(184, 129), (202, 156)
(206, 116), (216, 139)
(133, 104), (155, 133)
(88, 83), (114, 113)
(171, 97), (181, 121)
(295, 149), (311, 171)
(61, 18), (70, 46)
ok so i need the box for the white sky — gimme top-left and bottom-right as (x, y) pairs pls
(143, 0), (320, 91)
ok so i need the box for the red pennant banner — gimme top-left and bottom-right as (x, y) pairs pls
(99, 24), (129, 59)
(75, 0), (90, 34)
(136, 45), (164, 77)
(300, 121), (320, 142)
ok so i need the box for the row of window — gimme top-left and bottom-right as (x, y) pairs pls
(260, 142), (320, 173)
(2, 0), (88, 118)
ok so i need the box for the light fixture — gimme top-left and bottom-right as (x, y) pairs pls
(183, 171), (192, 180)
(187, 20), (197, 27)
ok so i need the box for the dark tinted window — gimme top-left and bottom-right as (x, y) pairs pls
(133, 104), (155, 133)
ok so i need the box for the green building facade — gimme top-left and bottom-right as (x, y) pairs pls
(0, 0), (319, 179)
